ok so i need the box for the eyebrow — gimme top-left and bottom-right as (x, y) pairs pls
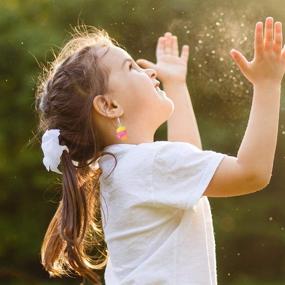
(121, 58), (133, 69)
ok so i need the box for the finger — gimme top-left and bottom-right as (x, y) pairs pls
(156, 37), (165, 59)
(230, 49), (249, 74)
(254, 22), (263, 59)
(264, 16), (274, 49)
(136, 59), (155, 69)
(281, 44), (285, 61)
(172, 35), (179, 57)
(273, 21), (283, 54)
(164, 32), (172, 54)
(180, 45), (189, 63)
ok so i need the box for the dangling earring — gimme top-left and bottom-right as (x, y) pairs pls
(115, 117), (128, 141)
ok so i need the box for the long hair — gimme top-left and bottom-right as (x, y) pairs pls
(34, 25), (119, 284)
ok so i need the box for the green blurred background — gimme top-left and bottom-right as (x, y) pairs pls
(0, 0), (285, 284)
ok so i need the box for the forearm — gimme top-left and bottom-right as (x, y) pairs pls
(163, 81), (202, 149)
(237, 82), (281, 182)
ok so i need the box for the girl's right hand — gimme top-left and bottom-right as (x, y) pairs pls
(230, 17), (285, 86)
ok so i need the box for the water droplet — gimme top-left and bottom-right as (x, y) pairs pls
(246, 89), (249, 93)
(152, 7), (155, 10)
(198, 63), (202, 68)
(198, 39), (203, 44)
(241, 23), (245, 27)
(209, 78), (214, 82)
(216, 22), (221, 26)
(237, 252), (241, 256)
(21, 41), (24, 45)
(132, 7), (135, 11)
(219, 57), (224, 61)
(186, 30), (190, 34)
(281, 227), (284, 231)
(231, 38), (235, 42)
(240, 81), (244, 85)
(184, 25), (188, 29)
(227, 272), (231, 276)
(218, 78), (223, 82)
(206, 33), (210, 37)
(211, 50), (216, 54)
(268, 217), (273, 221)
(220, 12), (224, 16)
(282, 130), (285, 135)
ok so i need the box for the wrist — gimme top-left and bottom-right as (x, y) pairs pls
(253, 80), (282, 89)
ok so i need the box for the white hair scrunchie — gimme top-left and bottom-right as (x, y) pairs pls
(41, 129), (69, 174)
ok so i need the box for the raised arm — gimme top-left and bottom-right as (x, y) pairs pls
(136, 32), (203, 149)
(204, 17), (285, 197)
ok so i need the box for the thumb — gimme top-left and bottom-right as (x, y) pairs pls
(136, 59), (156, 69)
(230, 49), (249, 74)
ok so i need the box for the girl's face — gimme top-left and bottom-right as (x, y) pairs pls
(93, 44), (174, 145)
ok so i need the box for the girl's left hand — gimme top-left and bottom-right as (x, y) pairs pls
(136, 32), (189, 84)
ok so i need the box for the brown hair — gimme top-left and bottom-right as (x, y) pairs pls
(34, 25), (119, 284)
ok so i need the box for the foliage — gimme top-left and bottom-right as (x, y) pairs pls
(1, 0), (285, 284)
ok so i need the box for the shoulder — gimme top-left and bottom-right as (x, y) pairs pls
(152, 140), (204, 161)
(152, 140), (226, 173)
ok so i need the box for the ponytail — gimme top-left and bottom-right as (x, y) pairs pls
(41, 149), (107, 284)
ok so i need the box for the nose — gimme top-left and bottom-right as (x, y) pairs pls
(145, 68), (157, 79)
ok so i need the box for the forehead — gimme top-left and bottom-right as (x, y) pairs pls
(96, 45), (131, 69)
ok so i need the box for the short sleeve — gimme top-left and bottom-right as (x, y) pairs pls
(151, 141), (226, 210)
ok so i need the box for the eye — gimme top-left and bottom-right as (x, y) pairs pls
(129, 62), (143, 72)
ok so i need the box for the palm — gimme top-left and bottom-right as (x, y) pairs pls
(231, 17), (285, 85)
(155, 53), (187, 83)
(136, 32), (189, 84)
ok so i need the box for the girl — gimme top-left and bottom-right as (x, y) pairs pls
(36, 17), (285, 284)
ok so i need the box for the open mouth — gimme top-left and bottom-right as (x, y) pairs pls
(155, 86), (166, 97)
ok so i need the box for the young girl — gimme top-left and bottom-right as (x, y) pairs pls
(36, 17), (285, 284)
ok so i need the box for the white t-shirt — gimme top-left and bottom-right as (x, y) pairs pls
(98, 140), (226, 285)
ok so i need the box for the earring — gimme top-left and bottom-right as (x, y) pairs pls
(115, 117), (128, 141)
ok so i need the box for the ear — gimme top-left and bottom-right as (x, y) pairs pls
(92, 95), (124, 118)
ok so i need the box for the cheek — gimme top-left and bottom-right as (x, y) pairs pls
(137, 75), (157, 98)
(123, 73), (161, 111)
(135, 81), (158, 106)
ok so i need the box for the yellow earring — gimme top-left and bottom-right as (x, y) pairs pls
(116, 117), (128, 141)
